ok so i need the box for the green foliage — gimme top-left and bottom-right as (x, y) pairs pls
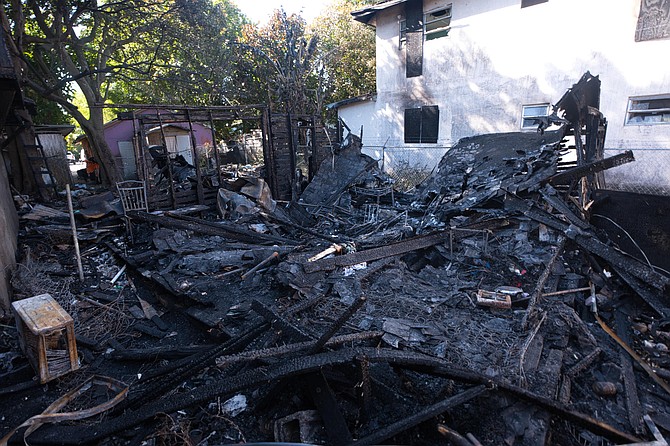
(309, 0), (377, 106)
(28, 94), (72, 125)
(238, 1), (377, 115)
(4, 0), (377, 128)
(107, 0), (249, 106)
(240, 9), (320, 114)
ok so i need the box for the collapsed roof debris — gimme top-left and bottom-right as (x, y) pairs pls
(2, 73), (670, 446)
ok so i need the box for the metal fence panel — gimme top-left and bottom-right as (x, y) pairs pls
(603, 148), (670, 196)
(362, 146), (449, 192)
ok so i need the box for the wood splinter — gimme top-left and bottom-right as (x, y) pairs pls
(308, 244), (342, 262)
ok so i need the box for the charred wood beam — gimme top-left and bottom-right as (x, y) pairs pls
(566, 347), (602, 378)
(584, 108), (607, 186)
(308, 372), (354, 445)
(186, 110), (204, 206)
(126, 210), (299, 245)
(558, 348), (602, 404)
(304, 219), (507, 273)
(309, 296), (367, 354)
(348, 385), (487, 446)
(615, 309), (644, 433)
(504, 194), (670, 301)
(251, 299), (313, 342)
(523, 237), (566, 329)
(34, 348), (641, 445)
(549, 150), (634, 186)
(261, 210), (350, 244)
(285, 291), (329, 316)
(215, 331), (384, 368)
(120, 321), (269, 411)
(611, 266), (668, 317)
(166, 212), (300, 246)
(540, 185), (590, 230)
(108, 344), (214, 361)
(32, 348), (453, 444)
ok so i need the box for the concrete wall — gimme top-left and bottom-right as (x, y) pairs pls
(0, 149), (18, 310)
(346, 0), (670, 191)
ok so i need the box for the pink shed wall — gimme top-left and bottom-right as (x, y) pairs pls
(103, 119), (213, 157)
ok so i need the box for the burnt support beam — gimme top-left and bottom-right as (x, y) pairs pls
(215, 331), (384, 369)
(309, 296), (367, 354)
(32, 348), (642, 445)
(251, 299), (313, 342)
(523, 236), (566, 329)
(304, 219), (507, 273)
(126, 210), (298, 245)
(348, 385), (487, 446)
(308, 372), (353, 445)
(558, 348), (602, 404)
(549, 150), (634, 186)
(615, 310), (644, 433)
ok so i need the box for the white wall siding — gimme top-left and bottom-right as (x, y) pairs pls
(344, 0), (670, 193)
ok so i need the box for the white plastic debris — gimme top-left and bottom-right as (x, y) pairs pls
(343, 262), (367, 277)
(222, 394), (247, 417)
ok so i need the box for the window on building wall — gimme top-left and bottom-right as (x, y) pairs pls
(399, 5), (452, 48)
(626, 95), (670, 125)
(521, 0), (548, 7)
(399, 20), (407, 47)
(405, 106), (439, 143)
(521, 104), (550, 130)
(425, 8), (452, 40)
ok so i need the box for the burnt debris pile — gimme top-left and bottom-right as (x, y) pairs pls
(2, 73), (670, 445)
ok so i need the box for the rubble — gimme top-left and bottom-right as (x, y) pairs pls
(2, 73), (670, 445)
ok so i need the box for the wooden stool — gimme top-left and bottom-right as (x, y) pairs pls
(12, 294), (79, 383)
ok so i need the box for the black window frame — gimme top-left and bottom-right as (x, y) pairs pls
(399, 5), (452, 49)
(405, 105), (439, 144)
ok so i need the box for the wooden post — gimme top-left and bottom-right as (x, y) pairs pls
(65, 184), (85, 281)
(186, 109), (204, 205)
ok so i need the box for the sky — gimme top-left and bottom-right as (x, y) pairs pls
(232, 0), (329, 24)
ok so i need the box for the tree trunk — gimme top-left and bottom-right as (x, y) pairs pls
(79, 108), (120, 186)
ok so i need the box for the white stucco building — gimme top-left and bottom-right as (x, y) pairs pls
(332, 0), (670, 194)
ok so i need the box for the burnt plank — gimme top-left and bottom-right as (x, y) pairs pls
(350, 385), (486, 446)
(304, 219), (507, 273)
(307, 372), (353, 445)
(615, 310), (644, 433)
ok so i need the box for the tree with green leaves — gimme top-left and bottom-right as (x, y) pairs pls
(108, 0), (248, 107)
(1, 0), (246, 185)
(309, 0), (376, 110)
(239, 1), (376, 117)
(240, 9), (320, 114)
